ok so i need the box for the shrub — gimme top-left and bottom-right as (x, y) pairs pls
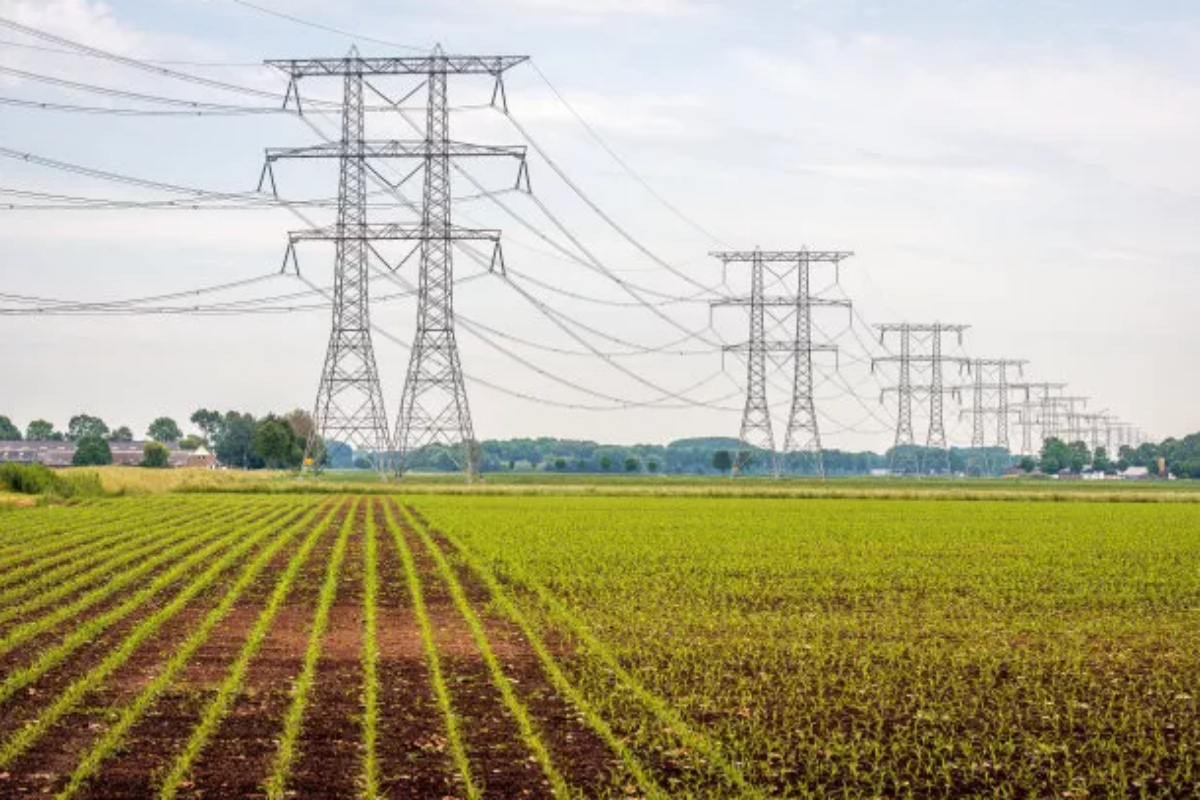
(142, 441), (170, 469)
(0, 463), (105, 499)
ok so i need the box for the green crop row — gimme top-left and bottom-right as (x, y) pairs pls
(414, 495), (1200, 798)
(263, 499), (356, 800)
(0, 501), (281, 664)
(59, 496), (331, 796)
(0, 501), (321, 767)
(0, 499), (253, 626)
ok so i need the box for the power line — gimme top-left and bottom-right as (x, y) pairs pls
(224, 0), (429, 54)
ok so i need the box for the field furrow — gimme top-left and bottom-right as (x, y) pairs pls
(408, 505), (641, 799)
(176, 500), (352, 799)
(0, 503), (317, 786)
(284, 499), (368, 798)
(393, 503), (552, 799)
(74, 501), (339, 800)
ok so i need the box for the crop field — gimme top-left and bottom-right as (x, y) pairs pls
(0, 493), (1197, 798)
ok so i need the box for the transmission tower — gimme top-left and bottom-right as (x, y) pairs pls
(1007, 382), (1066, 456)
(264, 49), (391, 474)
(711, 248), (852, 478)
(1052, 396), (1089, 444)
(267, 49), (528, 479)
(873, 323), (970, 475)
(961, 358), (1027, 450)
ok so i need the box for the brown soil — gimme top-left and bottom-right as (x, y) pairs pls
(0, 507), (312, 799)
(176, 499), (351, 799)
(418, 516), (625, 797)
(373, 500), (461, 799)
(284, 500), (368, 798)
(392, 501), (551, 800)
(412, 505), (629, 798)
(77, 504), (337, 800)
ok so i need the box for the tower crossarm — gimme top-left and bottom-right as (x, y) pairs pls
(711, 297), (851, 309)
(723, 342), (839, 354)
(266, 141), (527, 161)
(709, 250), (854, 263)
(267, 55), (529, 77)
(290, 224), (500, 243)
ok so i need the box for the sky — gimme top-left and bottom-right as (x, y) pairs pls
(0, 0), (1197, 452)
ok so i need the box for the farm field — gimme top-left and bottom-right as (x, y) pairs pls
(0, 493), (1197, 798)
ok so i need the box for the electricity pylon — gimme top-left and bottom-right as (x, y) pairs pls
(710, 248), (852, 477)
(957, 357), (1026, 474)
(873, 323), (970, 475)
(266, 49), (528, 479)
(1007, 382), (1066, 456)
(265, 49), (391, 475)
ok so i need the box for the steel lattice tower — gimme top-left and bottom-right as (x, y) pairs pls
(962, 358), (1027, 449)
(266, 50), (527, 479)
(874, 323), (970, 474)
(265, 53), (392, 474)
(1007, 382), (1065, 456)
(711, 248), (852, 478)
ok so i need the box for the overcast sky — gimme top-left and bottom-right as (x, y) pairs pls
(0, 0), (1196, 451)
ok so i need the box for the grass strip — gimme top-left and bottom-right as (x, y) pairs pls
(0, 501), (249, 625)
(361, 500), (381, 799)
(380, 500), (479, 800)
(413, 511), (665, 800)
(56, 500), (331, 799)
(263, 499), (357, 800)
(0, 503), (306, 746)
(400, 503), (571, 799)
(0, 502), (280, 663)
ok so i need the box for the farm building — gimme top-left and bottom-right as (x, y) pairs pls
(0, 440), (213, 468)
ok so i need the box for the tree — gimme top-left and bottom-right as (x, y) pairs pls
(178, 434), (206, 451)
(109, 426), (133, 442)
(72, 436), (112, 466)
(147, 417), (182, 444)
(25, 420), (61, 441)
(253, 415), (297, 469)
(0, 415), (20, 440)
(1092, 446), (1113, 474)
(553, 458), (567, 471)
(67, 414), (109, 442)
(190, 409), (224, 441)
(599, 455), (612, 471)
(712, 450), (733, 474)
(624, 455), (640, 472)
(213, 411), (258, 469)
(1018, 456), (1037, 473)
(142, 441), (170, 468)
(284, 409), (315, 440)
(1067, 441), (1091, 474)
(1038, 437), (1070, 474)
(647, 459), (660, 473)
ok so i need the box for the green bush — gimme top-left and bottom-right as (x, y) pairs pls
(0, 463), (105, 499)
(0, 462), (59, 494)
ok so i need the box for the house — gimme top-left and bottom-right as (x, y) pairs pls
(0, 440), (210, 469)
(185, 446), (218, 469)
(1120, 466), (1151, 481)
(0, 441), (75, 467)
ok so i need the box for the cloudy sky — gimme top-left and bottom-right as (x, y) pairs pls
(0, 0), (1196, 451)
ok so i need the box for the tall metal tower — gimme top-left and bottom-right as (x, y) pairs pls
(710, 248), (852, 477)
(962, 358), (1027, 449)
(1007, 382), (1065, 455)
(873, 323), (970, 474)
(1053, 396), (1089, 444)
(265, 50), (390, 473)
(267, 50), (528, 479)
